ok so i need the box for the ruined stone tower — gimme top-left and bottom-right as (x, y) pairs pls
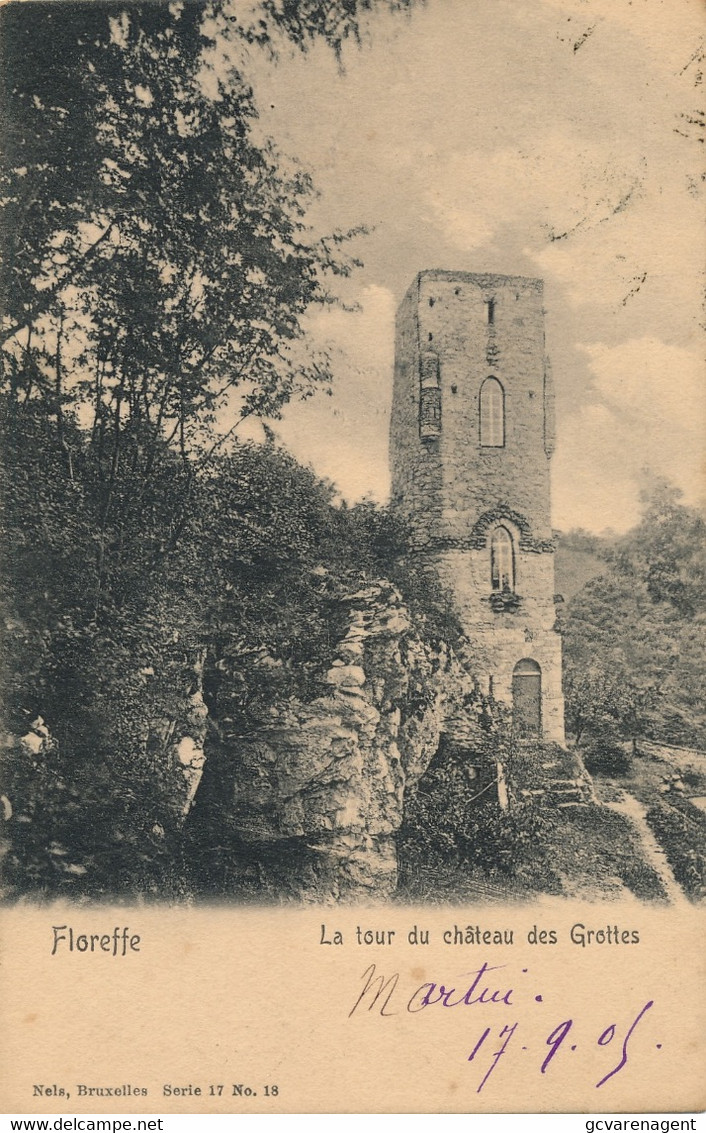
(390, 270), (565, 743)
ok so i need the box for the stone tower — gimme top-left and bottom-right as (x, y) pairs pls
(390, 270), (565, 743)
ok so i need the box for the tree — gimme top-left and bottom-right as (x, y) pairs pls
(562, 480), (706, 748)
(1, 0), (419, 414)
(2, 5), (349, 575)
(563, 662), (658, 749)
(1, 1), (426, 605)
(0, 0), (422, 899)
(612, 478), (706, 617)
(237, 0), (417, 58)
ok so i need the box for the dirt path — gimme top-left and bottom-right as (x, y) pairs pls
(603, 788), (686, 904)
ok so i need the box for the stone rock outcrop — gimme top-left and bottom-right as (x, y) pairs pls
(191, 581), (479, 903)
(146, 649), (209, 819)
(172, 651), (209, 815)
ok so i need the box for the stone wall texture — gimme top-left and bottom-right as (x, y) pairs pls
(390, 271), (565, 743)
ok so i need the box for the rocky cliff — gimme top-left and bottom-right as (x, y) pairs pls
(188, 580), (484, 903)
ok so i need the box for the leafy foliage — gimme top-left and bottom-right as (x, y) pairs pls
(645, 800), (706, 900)
(397, 720), (561, 892)
(0, 395), (448, 898)
(561, 480), (706, 748)
(2, 2), (363, 506)
(0, 0), (424, 901)
(582, 737), (633, 778)
(248, 0), (418, 58)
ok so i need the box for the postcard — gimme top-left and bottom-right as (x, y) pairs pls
(1, 0), (704, 1116)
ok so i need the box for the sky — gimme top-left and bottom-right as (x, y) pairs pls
(231, 0), (704, 533)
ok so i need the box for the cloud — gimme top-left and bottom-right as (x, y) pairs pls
(242, 0), (703, 529)
(275, 285), (396, 501)
(553, 338), (705, 531)
(553, 403), (639, 532)
(427, 138), (645, 258)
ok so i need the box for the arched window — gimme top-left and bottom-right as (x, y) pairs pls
(490, 526), (514, 591)
(479, 377), (504, 446)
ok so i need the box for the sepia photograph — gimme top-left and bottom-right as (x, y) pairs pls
(0, 0), (704, 1116)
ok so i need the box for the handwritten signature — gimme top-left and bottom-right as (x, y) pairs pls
(348, 962), (655, 1093)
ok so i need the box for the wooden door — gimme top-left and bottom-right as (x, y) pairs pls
(512, 659), (542, 738)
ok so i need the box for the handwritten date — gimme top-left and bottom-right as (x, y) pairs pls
(348, 962), (656, 1093)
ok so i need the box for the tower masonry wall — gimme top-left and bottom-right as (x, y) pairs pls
(417, 548), (565, 743)
(390, 270), (565, 744)
(390, 271), (556, 554)
(390, 283), (445, 541)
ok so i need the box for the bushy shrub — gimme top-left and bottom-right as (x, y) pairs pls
(397, 728), (561, 893)
(2, 403), (455, 900)
(582, 736), (633, 777)
(680, 766), (706, 793)
(645, 800), (706, 900)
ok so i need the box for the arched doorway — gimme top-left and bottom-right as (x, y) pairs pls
(512, 659), (542, 738)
